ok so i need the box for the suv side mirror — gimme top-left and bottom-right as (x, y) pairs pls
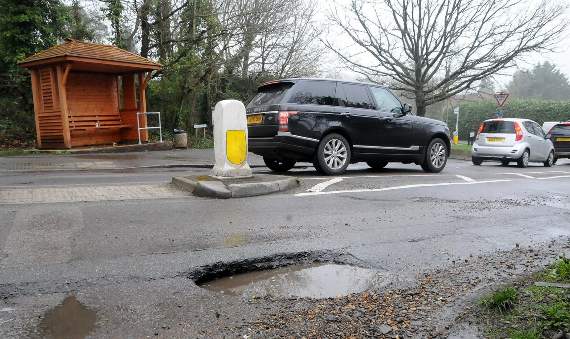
(402, 103), (412, 115)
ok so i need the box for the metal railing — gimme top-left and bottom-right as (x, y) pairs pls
(136, 111), (163, 144)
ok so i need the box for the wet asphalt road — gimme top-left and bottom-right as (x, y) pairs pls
(1, 158), (570, 337)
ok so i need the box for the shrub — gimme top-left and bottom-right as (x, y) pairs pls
(542, 302), (570, 330)
(435, 99), (570, 139)
(509, 329), (541, 339)
(482, 287), (518, 312)
(553, 256), (570, 281)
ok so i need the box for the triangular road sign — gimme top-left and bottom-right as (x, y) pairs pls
(494, 92), (509, 107)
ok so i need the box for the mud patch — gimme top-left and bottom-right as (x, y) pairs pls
(39, 295), (96, 339)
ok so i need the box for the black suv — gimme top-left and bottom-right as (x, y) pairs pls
(247, 78), (451, 175)
(546, 122), (570, 163)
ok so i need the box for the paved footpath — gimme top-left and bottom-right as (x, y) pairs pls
(0, 148), (265, 172)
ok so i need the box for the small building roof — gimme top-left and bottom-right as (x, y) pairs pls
(19, 39), (161, 72)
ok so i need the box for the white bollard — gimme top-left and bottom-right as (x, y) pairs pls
(210, 100), (252, 178)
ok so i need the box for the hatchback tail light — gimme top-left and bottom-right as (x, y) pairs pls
(278, 111), (298, 132)
(476, 123), (484, 139)
(514, 121), (523, 141)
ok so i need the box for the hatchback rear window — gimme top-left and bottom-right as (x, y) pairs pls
(247, 82), (293, 108)
(482, 121), (515, 133)
(550, 124), (570, 135)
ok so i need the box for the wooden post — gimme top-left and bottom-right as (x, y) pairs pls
(123, 74), (137, 110)
(56, 64), (72, 148)
(30, 69), (42, 148)
(138, 72), (148, 141)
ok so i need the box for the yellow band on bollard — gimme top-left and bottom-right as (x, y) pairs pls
(226, 130), (247, 165)
(453, 135), (459, 145)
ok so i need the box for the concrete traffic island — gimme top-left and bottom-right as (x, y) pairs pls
(172, 100), (299, 198)
(172, 174), (299, 198)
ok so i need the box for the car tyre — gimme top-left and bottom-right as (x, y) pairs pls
(367, 160), (388, 170)
(544, 151), (555, 167)
(421, 138), (448, 173)
(472, 157), (483, 166)
(316, 133), (351, 175)
(263, 157), (295, 173)
(517, 149), (530, 168)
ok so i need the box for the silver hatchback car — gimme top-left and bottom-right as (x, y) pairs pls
(472, 118), (555, 168)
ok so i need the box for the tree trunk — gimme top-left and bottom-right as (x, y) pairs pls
(140, 0), (151, 58)
(415, 90), (427, 117)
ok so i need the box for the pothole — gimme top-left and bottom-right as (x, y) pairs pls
(39, 295), (97, 339)
(190, 251), (386, 299)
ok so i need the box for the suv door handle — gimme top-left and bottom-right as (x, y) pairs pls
(378, 116), (393, 122)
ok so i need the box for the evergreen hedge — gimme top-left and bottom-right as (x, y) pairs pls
(444, 99), (570, 139)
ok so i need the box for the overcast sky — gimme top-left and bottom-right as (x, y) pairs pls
(79, 0), (570, 90)
(316, 0), (570, 90)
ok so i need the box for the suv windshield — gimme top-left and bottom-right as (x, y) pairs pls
(482, 121), (515, 134)
(247, 82), (293, 108)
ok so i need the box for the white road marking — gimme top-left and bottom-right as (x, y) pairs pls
(295, 179), (512, 197)
(456, 175), (476, 183)
(300, 174), (441, 180)
(307, 177), (344, 192)
(537, 175), (570, 180)
(501, 173), (536, 179)
(499, 171), (569, 175)
(0, 308), (14, 312)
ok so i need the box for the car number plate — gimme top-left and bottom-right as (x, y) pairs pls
(556, 137), (570, 142)
(487, 137), (505, 142)
(247, 114), (262, 125)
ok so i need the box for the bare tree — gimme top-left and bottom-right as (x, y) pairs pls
(328, 0), (567, 116)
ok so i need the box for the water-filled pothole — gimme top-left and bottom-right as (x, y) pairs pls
(199, 263), (381, 298)
(39, 295), (96, 339)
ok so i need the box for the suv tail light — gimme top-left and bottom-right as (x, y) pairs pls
(514, 122), (523, 141)
(278, 111), (298, 132)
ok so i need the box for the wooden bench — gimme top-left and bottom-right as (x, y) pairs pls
(69, 113), (130, 132)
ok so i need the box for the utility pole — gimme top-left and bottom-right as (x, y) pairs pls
(453, 107), (459, 145)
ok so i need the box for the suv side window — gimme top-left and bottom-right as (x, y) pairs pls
(369, 86), (402, 113)
(338, 83), (374, 109)
(287, 81), (339, 106)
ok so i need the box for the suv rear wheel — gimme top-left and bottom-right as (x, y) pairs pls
(421, 138), (448, 173)
(316, 133), (351, 175)
(263, 157), (295, 173)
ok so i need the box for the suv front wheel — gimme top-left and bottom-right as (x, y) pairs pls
(421, 138), (448, 173)
(316, 133), (351, 175)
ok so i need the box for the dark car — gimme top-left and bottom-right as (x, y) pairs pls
(546, 122), (570, 163)
(246, 78), (451, 175)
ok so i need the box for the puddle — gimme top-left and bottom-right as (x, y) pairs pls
(200, 263), (381, 298)
(39, 296), (97, 339)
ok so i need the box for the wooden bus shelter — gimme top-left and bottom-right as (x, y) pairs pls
(19, 39), (161, 149)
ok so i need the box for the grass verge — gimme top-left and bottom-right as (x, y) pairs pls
(450, 142), (472, 159)
(477, 257), (570, 338)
